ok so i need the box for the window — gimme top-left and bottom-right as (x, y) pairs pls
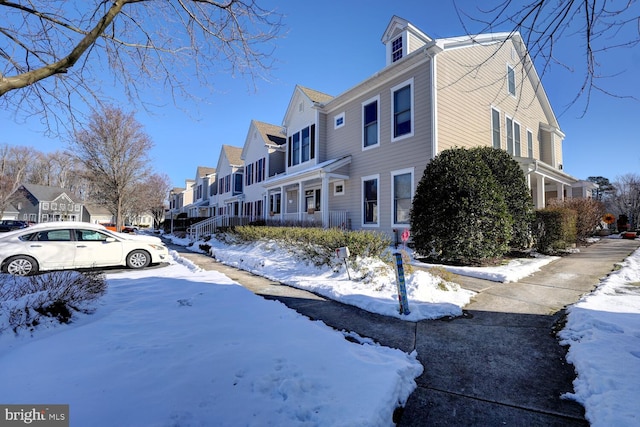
(527, 130), (534, 158)
(305, 189), (321, 212)
(60, 203), (66, 210)
(334, 180), (345, 196)
(507, 64), (516, 96)
(514, 121), (521, 156)
(506, 116), (514, 154)
(362, 175), (379, 226)
(391, 80), (413, 140)
(76, 229), (109, 242)
(288, 125), (316, 166)
(245, 163), (253, 186)
(75, 205), (80, 212)
(270, 193), (281, 214)
(42, 202), (49, 210)
(492, 108), (501, 149)
(334, 112), (345, 129)
(392, 169), (413, 225)
(362, 97), (379, 149)
(51, 202), (57, 210)
(233, 173), (243, 194)
(392, 36), (403, 62)
(301, 127), (310, 163)
(42, 214), (49, 222)
(292, 132), (300, 166)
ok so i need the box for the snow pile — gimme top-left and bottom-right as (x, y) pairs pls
(559, 247), (640, 426)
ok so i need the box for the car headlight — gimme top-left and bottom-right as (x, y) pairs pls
(148, 244), (166, 251)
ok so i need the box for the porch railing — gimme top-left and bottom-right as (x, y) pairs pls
(188, 210), (350, 241)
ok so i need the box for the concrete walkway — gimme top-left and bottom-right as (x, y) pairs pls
(166, 238), (640, 426)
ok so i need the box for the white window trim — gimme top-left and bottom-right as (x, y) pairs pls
(491, 106), (501, 149)
(513, 120), (521, 157)
(361, 174), (380, 228)
(390, 78), (415, 142)
(334, 112), (345, 130)
(507, 63), (516, 97)
(526, 128), (534, 158)
(361, 95), (380, 151)
(42, 202), (50, 210)
(505, 115), (514, 155)
(334, 180), (345, 196)
(391, 168), (414, 227)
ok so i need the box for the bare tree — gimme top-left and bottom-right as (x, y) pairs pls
(123, 173), (171, 228)
(0, 145), (31, 218)
(456, 0), (639, 114)
(0, 1), (283, 133)
(70, 105), (152, 229)
(612, 173), (640, 228)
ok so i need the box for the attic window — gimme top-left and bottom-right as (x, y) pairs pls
(334, 112), (345, 129)
(392, 36), (403, 62)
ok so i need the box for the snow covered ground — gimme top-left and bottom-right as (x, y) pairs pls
(558, 245), (640, 427)
(0, 232), (638, 426)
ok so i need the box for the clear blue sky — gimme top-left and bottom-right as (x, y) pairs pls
(1, 1), (638, 188)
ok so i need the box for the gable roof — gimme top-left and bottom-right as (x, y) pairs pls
(254, 120), (286, 147)
(221, 145), (244, 167)
(195, 166), (216, 179)
(21, 183), (77, 203)
(298, 86), (334, 104)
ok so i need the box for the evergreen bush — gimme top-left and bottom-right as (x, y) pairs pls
(410, 148), (513, 265)
(534, 208), (577, 253)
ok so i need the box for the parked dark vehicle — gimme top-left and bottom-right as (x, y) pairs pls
(0, 220), (30, 232)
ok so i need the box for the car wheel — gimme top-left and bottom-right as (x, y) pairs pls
(3, 255), (39, 276)
(126, 250), (151, 269)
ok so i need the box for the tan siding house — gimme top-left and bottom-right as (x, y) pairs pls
(183, 15), (594, 240)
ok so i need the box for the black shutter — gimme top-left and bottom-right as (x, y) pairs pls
(288, 136), (292, 167)
(310, 124), (316, 160)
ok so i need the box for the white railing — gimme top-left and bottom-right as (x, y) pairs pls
(189, 215), (251, 241)
(329, 210), (349, 229)
(189, 210), (350, 240)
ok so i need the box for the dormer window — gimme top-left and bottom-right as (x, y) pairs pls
(392, 36), (403, 62)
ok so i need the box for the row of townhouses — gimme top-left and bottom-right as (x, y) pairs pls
(167, 16), (596, 239)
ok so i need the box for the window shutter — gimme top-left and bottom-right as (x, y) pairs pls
(310, 124), (316, 160)
(288, 136), (292, 166)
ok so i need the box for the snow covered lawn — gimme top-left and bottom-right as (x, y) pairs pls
(1, 232), (638, 426)
(559, 247), (640, 427)
(0, 256), (422, 426)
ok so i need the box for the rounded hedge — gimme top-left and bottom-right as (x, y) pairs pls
(410, 148), (514, 264)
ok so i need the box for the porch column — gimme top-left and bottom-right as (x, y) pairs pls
(278, 186), (284, 221)
(321, 172), (329, 228)
(535, 175), (546, 208)
(298, 181), (304, 222)
(556, 183), (565, 202)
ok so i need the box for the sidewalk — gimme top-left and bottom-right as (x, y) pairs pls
(168, 238), (640, 426)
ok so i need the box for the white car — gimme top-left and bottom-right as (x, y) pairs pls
(0, 221), (169, 276)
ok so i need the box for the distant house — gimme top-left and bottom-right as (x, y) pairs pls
(215, 145), (244, 217)
(1, 203), (19, 221)
(240, 120), (286, 221)
(9, 183), (83, 223)
(188, 166), (216, 218)
(82, 203), (114, 225)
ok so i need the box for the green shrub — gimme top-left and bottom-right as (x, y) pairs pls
(535, 208), (577, 253)
(410, 148), (513, 265)
(548, 198), (606, 242)
(472, 147), (535, 248)
(228, 226), (392, 266)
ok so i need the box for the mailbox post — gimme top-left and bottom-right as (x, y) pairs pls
(336, 246), (351, 280)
